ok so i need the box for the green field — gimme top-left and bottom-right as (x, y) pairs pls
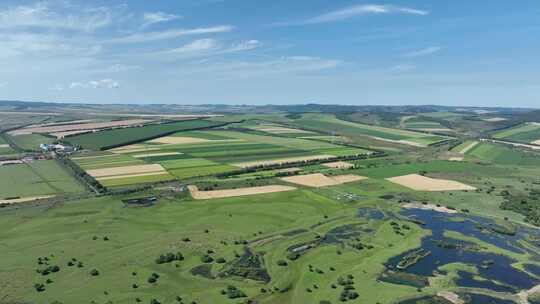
(65, 120), (224, 150)
(465, 142), (540, 166)
(262, 114), (451, 147)
(492, 123), (540, 143)
(9, 134), (55, 151)
(0, 160), (85, 198)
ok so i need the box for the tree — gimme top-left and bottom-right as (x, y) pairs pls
(90, 269), (100, 276)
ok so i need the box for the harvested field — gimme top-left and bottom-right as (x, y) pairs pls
(132, 152), (182, 158)
(437, 291), (464, 304)
(10, 119), (150, 136)
(0, 195), (55, 205)
(386, 174), (476, 191)
(459, 141), (479, 154)
(276, 167), (302, 173)
(280, 173), (367, 187)
(0, 144), (9, 148)
(533, 140), (540, 145)
(322, 161), (355, 169)
(188, 185), (296, 200)
(483, 117), (507, 122)
(0, 160), (23, 166)
(110, 145), (160, 154)
(148, 136), (210, 144)
(233, 154), (335, 168)
(370, 136), (426, 147)
(402, 203), (458, 214)
(448, 157), (464, 161)
(86, 164), (165, 178)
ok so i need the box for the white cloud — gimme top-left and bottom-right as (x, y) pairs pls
(159, 39), (261, 59)
(142, 12), (182, 27)
(0, 32), (102, 58)
(403, 46), (442, 57)
(0, 1), (113, 32)
(70, 79), (119, 89)
(278, 4), (429, 25)
(108, 25), (234, 44)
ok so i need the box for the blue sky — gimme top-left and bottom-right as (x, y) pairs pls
(0, 0), (539, 107)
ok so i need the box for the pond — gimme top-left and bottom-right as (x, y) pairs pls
(386, 209), (539, 292)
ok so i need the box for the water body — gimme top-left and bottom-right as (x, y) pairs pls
(357, 207), (385, 220)
(387, 209), (539, 291)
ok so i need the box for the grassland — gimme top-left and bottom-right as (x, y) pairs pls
(65, 120), (224, 150)
(0, 160), (85, 198)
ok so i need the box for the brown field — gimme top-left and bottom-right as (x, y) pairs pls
(0, 160), (24, 166)
(280, 173), (367, 187)
(448, 157), (464, 161)
(254, 126), (313, 134)
(50, 130), (94, 139)
(459, 141), (479, 154)
(132, 152), (182, 158)
(532, 140), (540, 145)
(370, 136), (426, 147)
(110, 145), (160, 154)
(386, 174), (476, 191)
(276, 167), (303, 173)
(188, 185), (296, 200)
(233, 154), (335, 168)
(87, 164), (165, 178)
(9, 119), (150, 136)
(322, 161), (355, 169)
(483, 117), (507, 122)
(403, 203), (458, 214)
(0, 195), (55, 205)
(0, 144), (10, 148)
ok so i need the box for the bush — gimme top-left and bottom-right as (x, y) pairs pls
(155, 252), (184, 264)
(34, 283), (46, 292)
(201, 255), (214, 263)
(277, 260), (288, 266)
(89, 269), (100, 276)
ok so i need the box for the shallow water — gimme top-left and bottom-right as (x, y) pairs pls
(387, 209), (539, 291)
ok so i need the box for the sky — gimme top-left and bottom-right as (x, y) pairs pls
(0, 0), (539, 107)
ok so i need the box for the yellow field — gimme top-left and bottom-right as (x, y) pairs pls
(188, 185), (297, 200)
(386, 174), (476, 191)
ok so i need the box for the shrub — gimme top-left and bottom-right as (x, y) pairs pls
(89, 269), (100, 276)
(201, 255), (214, 263)
(277, 260), (288, 266)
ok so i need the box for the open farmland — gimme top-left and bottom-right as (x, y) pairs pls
(267, 113), (452, 147)
(9, 119), (151, 137)
(8, 133), (56, 151)
(492, 122), (540, 144)
(0, 160), (84, 199)
(464, 142), (540, 166)
(65, 120), (225, 150)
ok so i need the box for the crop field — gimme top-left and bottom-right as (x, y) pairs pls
(268, 114), (451, 147)
(65, 120), (224, 150)
(72, 129), (373, 185)
(402, 116), (451, 132)
(4, 107), (540, 304)
(9, 133), (56, 151)
(0, 160), (84, 198)
(465, 142), (540, 166)
(492, 122), (540, 144)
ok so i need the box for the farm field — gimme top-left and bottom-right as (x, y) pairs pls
(492, 122), (540, 144)
(2, 105), (540, 304)
(9, 133), (56, 151)
(72, 129), (374, 186)
(65, 120), (225, 150)
(465, 142), (540, 166)
(263, 113), (452, 147)
(0, 160), (85, 199)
